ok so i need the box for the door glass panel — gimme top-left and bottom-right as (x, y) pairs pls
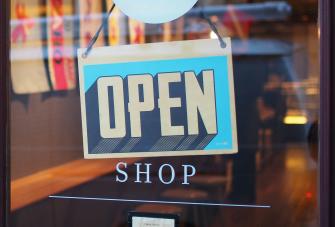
(10, 0), (319, 226)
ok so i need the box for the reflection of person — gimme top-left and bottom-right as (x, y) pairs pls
(229, 57), (268, 203)
(258, 73), (286, 152)
(229, 60), (287, 204)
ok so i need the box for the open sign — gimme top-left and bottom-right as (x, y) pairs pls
(78, 39), (237, 158)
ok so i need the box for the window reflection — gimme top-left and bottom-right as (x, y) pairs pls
(10, 0), (319, 227)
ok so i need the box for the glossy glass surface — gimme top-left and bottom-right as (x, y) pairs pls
(10, 0), (319, 226)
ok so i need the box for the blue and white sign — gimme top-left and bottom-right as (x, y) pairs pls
(78, 39), (238, 158)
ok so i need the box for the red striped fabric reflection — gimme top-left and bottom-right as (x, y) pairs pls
(47, 0), (76, 91)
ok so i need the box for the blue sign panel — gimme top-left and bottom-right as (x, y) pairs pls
(78, 39), (237, 158)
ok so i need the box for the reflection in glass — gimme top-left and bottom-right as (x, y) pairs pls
(10, 0), (319, 226)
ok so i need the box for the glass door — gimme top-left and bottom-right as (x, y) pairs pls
(8, 0), (321, 226)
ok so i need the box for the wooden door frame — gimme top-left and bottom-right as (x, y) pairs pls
(0, 0), (10, 226)
(320, 0), (334, 226)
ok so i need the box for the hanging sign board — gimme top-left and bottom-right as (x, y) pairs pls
(78, 39), (238, 159)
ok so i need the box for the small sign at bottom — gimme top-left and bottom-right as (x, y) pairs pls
(129, 212), (179, 227)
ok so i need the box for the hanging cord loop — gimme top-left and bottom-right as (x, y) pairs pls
(203, 15), (227, 48)
(82, 3), (116, 58)
(200, 10), (226, 48)
(81, 2), (226, 58)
